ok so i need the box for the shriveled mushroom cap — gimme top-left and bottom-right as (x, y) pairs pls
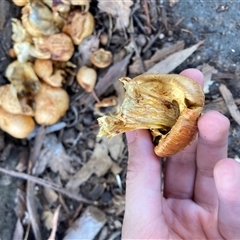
(0, 84), (34, 116)
(33, 33), (74, 61)
(34, 59), (64, 87)
(21, 1), (59, 37)
(98, 74), (205, 157)
(34, 83), (69, 125)
(62, 10), (94, 45)
(5, 60), (40, 95)
(0, 107), (35, 139)
(12, 0), (27, 7)
(90, 48), (112, 68)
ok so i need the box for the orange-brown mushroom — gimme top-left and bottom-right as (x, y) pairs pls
(33, 33), (74, 61)
(62, 10), (94, 45)
(90, 48), (112, 68)
(34, 59), (65, 87)
(21, 1), (59, 37)
(0, 107), (35, 139)
(34, 83), (69, 125)
(76, 66), (97, 92)
(5, 60), (40, 96)
(97, 74), (205, 157)
(12, 0), (27, 7)
(0, 84), (34, 116)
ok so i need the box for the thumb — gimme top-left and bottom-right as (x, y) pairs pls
(123, 129), (162, 235)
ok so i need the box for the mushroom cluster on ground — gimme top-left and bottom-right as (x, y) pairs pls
(4, 0), (113, 138)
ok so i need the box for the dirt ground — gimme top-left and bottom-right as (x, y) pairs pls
(0, 0), (240, 239)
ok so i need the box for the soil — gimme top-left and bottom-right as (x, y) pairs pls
(0, 1), (240, 239)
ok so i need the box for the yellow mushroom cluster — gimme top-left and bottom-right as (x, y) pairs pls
(4, 0), (112, 139)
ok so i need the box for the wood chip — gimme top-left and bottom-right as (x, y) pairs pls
(219, 84), (240, 125)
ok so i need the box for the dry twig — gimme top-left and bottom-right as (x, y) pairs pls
(0, 166), (94, 204)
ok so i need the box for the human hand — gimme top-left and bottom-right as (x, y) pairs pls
(122, 69), (240, 239)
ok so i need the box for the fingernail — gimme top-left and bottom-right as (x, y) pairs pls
(126, 130), (137, 143)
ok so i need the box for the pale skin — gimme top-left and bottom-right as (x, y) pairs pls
(122, 69), (240, 239)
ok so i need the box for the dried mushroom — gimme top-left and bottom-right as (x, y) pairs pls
(98, 74), (205, 157)
(34, 59), (65, 87)
(47, 0), (71, 13)
(33, 33), (74, 61)
(0, 107), (35, 139)
(0, 84), (33, 116)
(5, 60), (40, 96)
(76, 66), (97, 92)
(62, 10), (94, 45)
(11, 18), (32, 43)
(12, 0), (27, 7)
(95, 96), (118, 116)
(70, 0), (90, 12)
(34, 83), (69, 125)
(90, 48), (112, 68)
(22, 1), (59, 37)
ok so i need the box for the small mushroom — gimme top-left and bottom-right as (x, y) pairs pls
(76, 66), (97, 92)
(90, 48), (112, 68)
(0, 107), (35, 139)
(98, 74), (205, 157)
(33, 33), (74, 61)
(95, 96), (118, 116)
(34, 83), (69, 125)
(0, 84), (34, 116)
(5, 60), (40, 96)
(62, 10), (94, 45)
(34, 59), (65, 87)
(21, 1), (59, 37)
(12, 0), (27, 7)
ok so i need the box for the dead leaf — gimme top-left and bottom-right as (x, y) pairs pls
(147, 41), (204, 74)
(200, 63), (217, 93)
(66, 137), (112, 191)
(129, 41), (185, 75)
(98, 0), (133, 30)
(14, 189), (27, 220)
(108, 134), (124, 161)
(37, 134), (75, 180)
(63, 206), (106, 240)
(78, 35), (99, 67)
(13, 219), (24, 240)
(219, 84), (240, 125)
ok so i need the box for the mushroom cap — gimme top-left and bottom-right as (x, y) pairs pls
(97, 74), (205, 157)
(34, 59), (53, 80)
(34, 59), (64, 87)
(5, 60), (40, 95)
(76, 66), (97, 92)
(21, 2), (59, 37)
(0, 107), (35, 139)
(34, 83), (69, 125)
(62, 10), (94, 45)
(33, 33), (74, 61)
(12, 0), (27, 7)
(90, 48), (112, 68)
(0, 84), (34, 116)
